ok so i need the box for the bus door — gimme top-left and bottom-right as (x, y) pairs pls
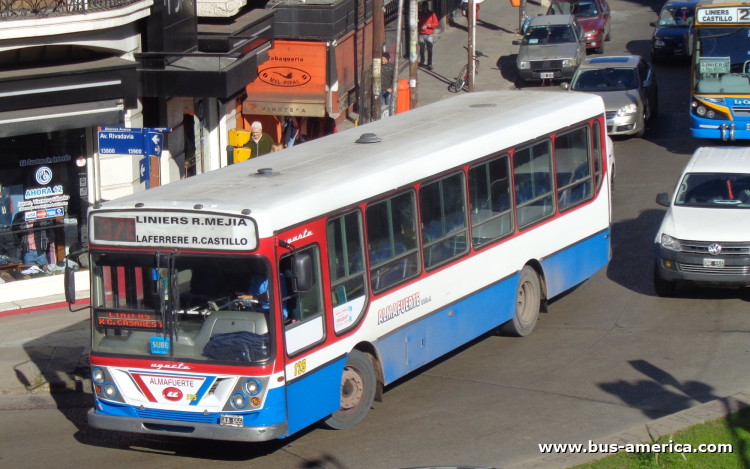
(276, 233), (343, 434)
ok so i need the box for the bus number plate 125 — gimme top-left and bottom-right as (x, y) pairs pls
(221, 415), (244, 427)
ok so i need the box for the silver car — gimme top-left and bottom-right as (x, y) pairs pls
(515, 14), (586, 84)
(561, 55), (658, 137)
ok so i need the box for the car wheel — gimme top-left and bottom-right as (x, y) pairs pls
(634, 111), (646, 138)
(515, 75), (526, 89)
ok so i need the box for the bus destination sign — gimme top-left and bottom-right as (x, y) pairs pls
(95, 310), (164, 331)
(90, 211), (257, 251)
(697, 7), (750, 24)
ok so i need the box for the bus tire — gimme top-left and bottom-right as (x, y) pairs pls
(323, 350), (377, 430)
(501, 266), (541, 337)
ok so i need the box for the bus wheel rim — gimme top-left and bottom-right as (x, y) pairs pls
(340, 365), (365, 410)
(517, 281), (534, 321)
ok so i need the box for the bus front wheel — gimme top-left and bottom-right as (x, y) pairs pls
(501, 266), (541, 337)
(324, 350), (377, 430)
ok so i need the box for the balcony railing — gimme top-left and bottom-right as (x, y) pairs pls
(0, 0), (142, 19)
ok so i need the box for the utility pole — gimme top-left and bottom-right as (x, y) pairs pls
(409, 0), (419, 110)
(391, 0), (405, 115)
(468, 0), (476, 92)
(372, 0), (384, 120)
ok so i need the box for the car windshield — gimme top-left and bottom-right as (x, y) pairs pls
(553, 0), (599, 17)
(91, 252), (275, 364)
(658, 6), (694, 27)
(571, 67), (638, 91)
(523, 25), (578, 45)
(693, 27), (750, 94)
(675, 173), (750, 208)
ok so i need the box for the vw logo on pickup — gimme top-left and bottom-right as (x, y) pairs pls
(708, 243), (722, 255)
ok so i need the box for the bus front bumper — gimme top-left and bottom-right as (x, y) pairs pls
(691, 119), (750, 140)
(88, 408), (288, 442)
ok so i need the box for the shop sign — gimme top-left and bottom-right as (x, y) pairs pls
(18, 155), (71, 167)
(25, 207), (64, 221)
(242, 101), (326, 117)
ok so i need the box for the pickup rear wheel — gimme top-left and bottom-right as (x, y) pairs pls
(323, 350), (377, 430)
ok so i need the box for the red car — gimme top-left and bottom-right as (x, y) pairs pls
(547, 0), (612, 54)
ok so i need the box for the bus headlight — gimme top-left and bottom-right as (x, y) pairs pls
(661, 234), (682, 252)
(617, 103), (638, 116)
(696, 105), (707, 116)
(103, 383), (118, 398)
(707, 109), (716, 118)
(244, 378), (261, 396)
(518, 61), (530, 69)
(231, 392), (248, 409)
(92, 368), (105, 384)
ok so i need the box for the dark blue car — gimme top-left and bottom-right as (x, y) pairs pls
(650, 0), (698, 62)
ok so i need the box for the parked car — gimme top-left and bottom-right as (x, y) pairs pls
(650, 0), (698, 62)
(561, 55), (658, 138)
(547, 0), (612, 54)
(515, 14), (587, 85)
(653, 147), (750, 296)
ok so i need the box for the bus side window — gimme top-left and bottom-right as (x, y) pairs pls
(419, 172), (469, 269)
(555, 126), (593, 211)
(365, 191), (421, 293)
(468, 154), (514, 248)
(326, 211), (368, 334)
(593, 121), (603, 193)
(514, 140), (555, 229)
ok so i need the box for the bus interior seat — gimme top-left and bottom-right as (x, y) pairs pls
(190, 311), (269, 355)
(370, 243), (408, 290)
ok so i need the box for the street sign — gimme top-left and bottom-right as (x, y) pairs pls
(98, 129), (145, 156)
(139, 157), (149, 184)
(97, 127), (170, 158)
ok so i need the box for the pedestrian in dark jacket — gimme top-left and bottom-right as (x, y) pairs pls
(381, 52), (396, 107)
(249, 121), (274, 158)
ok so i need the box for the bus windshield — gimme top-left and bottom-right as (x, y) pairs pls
(91, 252), (274, 364)
(693, 27), (750, 94)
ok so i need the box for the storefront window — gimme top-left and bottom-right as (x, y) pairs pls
(0, 130), (88, 284)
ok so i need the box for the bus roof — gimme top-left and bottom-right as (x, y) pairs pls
(95, 91), (604, 238)
(687, 147), (750, 174)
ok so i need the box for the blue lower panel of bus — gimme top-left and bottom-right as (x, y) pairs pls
(94, 387), (286, 428)
(375, 231), (609, 385)
(285, 355), (347, 435)
(691, 115), (750, 140)
(541, 230), (610, 298)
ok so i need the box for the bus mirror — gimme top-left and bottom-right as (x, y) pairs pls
(655, 192), (671, 207)
(64, 264), (76, 304)
(293, 253), (313, 292)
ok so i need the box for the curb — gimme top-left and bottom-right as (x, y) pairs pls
(503, 390), (750, 469)
(0, 297), (89, 318)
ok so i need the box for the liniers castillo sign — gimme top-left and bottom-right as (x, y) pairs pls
(95, 310), (163, 331)
(90, 211), (257, 251)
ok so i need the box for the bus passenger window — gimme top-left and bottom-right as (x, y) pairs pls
(593, 121), (603, 193)
(365, 191), (420, 293)
(514, 140), (555, 228)
(326, 211), (368, 334)
(469, 154), (514, 248)
(419, 172), (469, 269)
(555, 126), (593, 211)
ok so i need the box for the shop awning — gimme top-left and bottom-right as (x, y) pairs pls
(138, 9), (274, 99)
(0, 57), (137, 113)
(0, 100), (125, 138)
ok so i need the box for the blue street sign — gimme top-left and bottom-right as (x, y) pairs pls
(97, 127), (170, 157)
(98, 129), (145, 156)
(145, 132), (163, 157)
(139, 157), (149, 185)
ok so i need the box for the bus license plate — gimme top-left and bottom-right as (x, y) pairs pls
(540, 72), (554, 79)
(220, 415), (244, 427)
(703, 259), (724, 268)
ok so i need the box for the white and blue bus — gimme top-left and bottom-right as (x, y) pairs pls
(67, 91), (614, 441)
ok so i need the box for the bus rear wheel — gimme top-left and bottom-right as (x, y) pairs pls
(323, 350), (376, 430)
(501, 266), (541, 337)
